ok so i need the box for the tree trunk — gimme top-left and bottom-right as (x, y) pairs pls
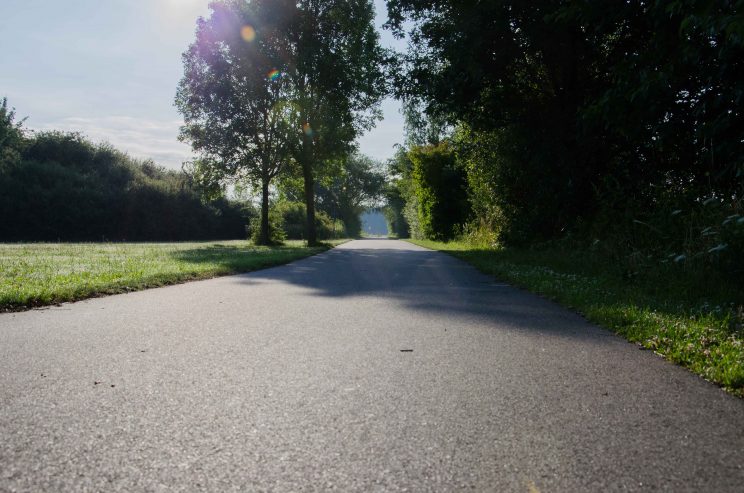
(258, 177), (271, 245)
(301, 131), (318, 246)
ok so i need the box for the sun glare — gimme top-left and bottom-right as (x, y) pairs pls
(241, 25), (256, 42)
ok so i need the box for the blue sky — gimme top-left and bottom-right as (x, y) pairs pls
(0, 0), (405, 169)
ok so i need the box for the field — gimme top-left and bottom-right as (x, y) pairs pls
(1, 240), (344, 311)
(410, 239), (744, 397)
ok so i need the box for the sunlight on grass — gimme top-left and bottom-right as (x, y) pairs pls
(410, 239), (744, 398)
(1, 240), (346, 310)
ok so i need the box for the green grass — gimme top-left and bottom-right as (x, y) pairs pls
(409, 239), (744, 398)
(1, 239), (347, 311)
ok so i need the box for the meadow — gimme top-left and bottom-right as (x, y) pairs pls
(1, 240), (343, 311)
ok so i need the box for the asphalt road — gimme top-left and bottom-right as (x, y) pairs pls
(1, 239), (743, 492)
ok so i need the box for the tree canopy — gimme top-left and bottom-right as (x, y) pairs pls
(285, 0), (388, 244)
(316, 153), (386, 237)
(383, 0), (743, 276)
(176, 0), (387, 244)
(176, 0), (298, 244)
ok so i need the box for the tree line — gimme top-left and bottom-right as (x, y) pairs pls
(0, 100), (248, 242)
(4, 0), (740, 263)
(382, 0), (743, 279)
(0, 96), (383, 243)
(0, 0), (388, 243)
(176, 0), (387, 245)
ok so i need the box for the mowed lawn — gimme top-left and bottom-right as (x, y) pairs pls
(1, 240), (343, 311)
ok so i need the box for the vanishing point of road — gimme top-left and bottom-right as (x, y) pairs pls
(1, 239), (743, 491)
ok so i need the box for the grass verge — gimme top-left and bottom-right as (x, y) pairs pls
(1, 239), (347, 311)
(409, 239), (744, 397)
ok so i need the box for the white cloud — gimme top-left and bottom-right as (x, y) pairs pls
(32, 115), (192, 170)
(28, 109), (405, 171)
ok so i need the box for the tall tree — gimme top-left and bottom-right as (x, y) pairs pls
(285, 0), (387, 245)
(176, 0), (297, 244)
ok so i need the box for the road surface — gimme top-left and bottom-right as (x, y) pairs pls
(1, 239), (743, 491)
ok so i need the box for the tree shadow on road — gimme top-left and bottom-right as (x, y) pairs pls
(226, 243), (619, 343)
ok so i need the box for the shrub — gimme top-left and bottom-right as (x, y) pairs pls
(249, 204), (286, 244)
(256, 201), (344, 243)
(0, 126), (249, 241)
(408, 142), (470, 241)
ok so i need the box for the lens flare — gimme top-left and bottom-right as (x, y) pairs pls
(241, 25), (256, 42)
(267, 69), (281, 81)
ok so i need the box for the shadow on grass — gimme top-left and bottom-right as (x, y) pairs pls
(168, 243), (330, 274)
(436, 245), (744, 320)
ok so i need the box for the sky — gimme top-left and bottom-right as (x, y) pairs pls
(0, 0), (406, 169)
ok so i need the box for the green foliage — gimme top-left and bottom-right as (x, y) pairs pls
(249, 202), (286, 244)
(177, 0), (387, 245)
(451, 124), (571, 245)
(382, 183), (409, 238)
(587, 195), (744, 284)
(288, 0), (387, 244)
(275, 201), (306, 240)
(385, 0), (744, 275)
(402, 193), (422, 240)
(382, 147), (412, 238)
(577, 0), (744, 201)
(314, 209), (344, 240)
(315, 153), (385, 237)
(176, 0), (298, 245)
(0, 126), (248, 242)
(271, 201), (343, 240)
(408, 142), (469, 241)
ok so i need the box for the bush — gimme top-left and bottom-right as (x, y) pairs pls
(278, 201), (307, 240)
(315, 209), (344, 240)
(0, 125), (250, 241)
(408, 142), (470, 241)
(586, 194), (744, 285)
(402, 193), (424, 240)
(248, 204), (286, 244)
(256, 201), (344, 242)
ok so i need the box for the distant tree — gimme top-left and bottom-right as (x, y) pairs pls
(176, 0), (297, 244)
(0, 98), (25, 171)
(316, 153), (385, 237)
